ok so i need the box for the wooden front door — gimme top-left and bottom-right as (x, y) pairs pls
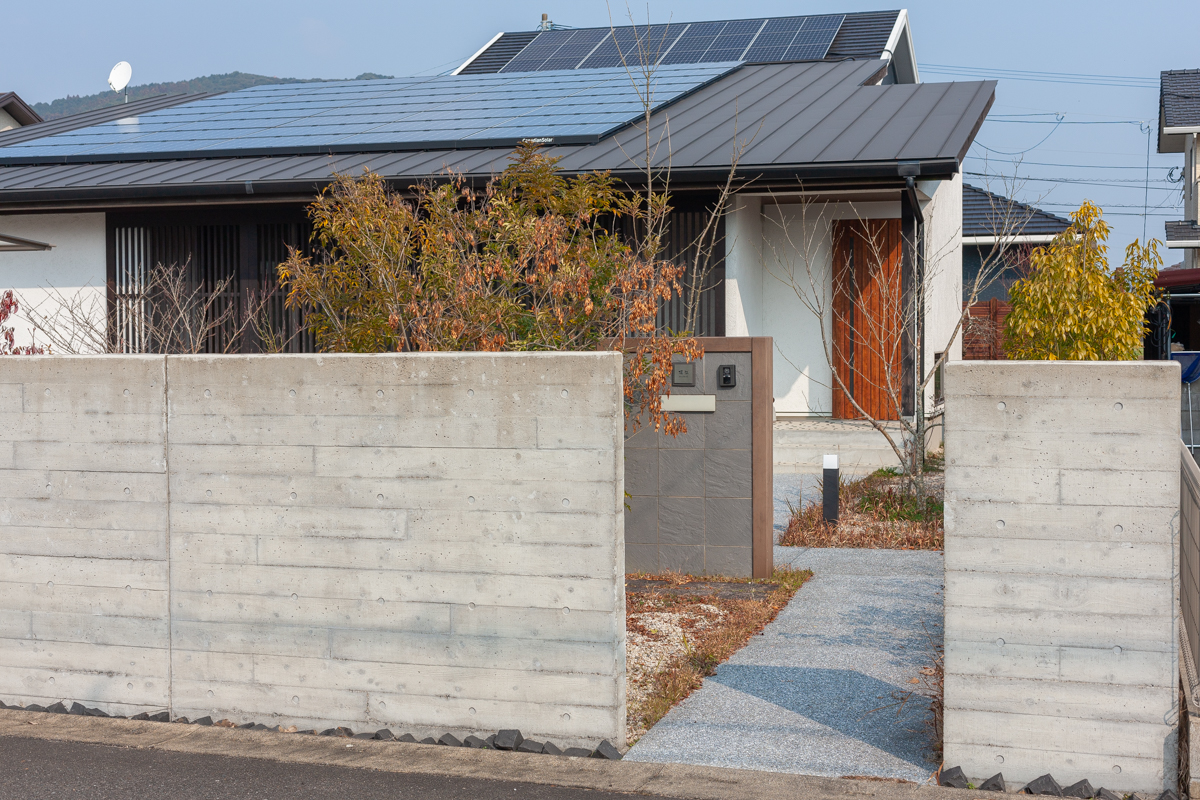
(831, 219), (903, 420)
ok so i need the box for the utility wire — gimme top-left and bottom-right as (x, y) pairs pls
(965, 158), (1173, 170)
(965, 172), (1178, 189)
(919, 63), (1157, 88)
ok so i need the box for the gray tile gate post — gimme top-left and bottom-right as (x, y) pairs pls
(624, 337), (773, 579)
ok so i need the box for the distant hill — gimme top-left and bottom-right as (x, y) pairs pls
(33, 71), (395, 119)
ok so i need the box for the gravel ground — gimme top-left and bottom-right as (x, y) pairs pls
(624, 547), (944, 783)
(625, 602), (724, 743)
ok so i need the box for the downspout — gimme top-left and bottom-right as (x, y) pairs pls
(901, 169), (926, 471)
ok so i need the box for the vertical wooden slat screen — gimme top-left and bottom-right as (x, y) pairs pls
(110, 218), (316, 354)
(652, 208), (726, 337)
(257, 222), (316, 353)
(832, 219), (903, 421)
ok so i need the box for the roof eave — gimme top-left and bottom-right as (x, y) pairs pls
(963, 234), (1058, 245)
(0, 156), (964, 209)
(0, 93), (44, 127)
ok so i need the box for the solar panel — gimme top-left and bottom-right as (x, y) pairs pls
(0, 65), (740, 165)
(741, 17), (805, 63)
(470, 15), (849, 73)
(578, 24), (678, 69)
(691, 19), (764, 63)
(784, 15), (845, 62)
(658, 21), (727, 66)
(500, 28), (612, 72)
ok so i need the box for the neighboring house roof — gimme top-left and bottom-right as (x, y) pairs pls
(456, 11), (909, 76)
(1158, 69), (1200, 153)
(962, 184), (1070, 243)
(1166, 220), (1200, 249)
(0, 60), (993, 208)
(1155, 261), (1200, 289)
(0, 92), (43, 130)
(0, 92), (214, 149)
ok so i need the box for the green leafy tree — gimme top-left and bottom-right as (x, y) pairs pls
(1004, 201), (1162, 360)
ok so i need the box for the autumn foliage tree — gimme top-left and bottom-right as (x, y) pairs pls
(1004, 201), (1162, 361)
(1, 290), (46, 355)
(278, 144), (700, 434)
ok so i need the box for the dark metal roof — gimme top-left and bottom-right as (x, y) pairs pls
(0, 61), (994, 207)
(963, 184), (1069, 239)
(458, 32), (540, 75)
(0, 93), (43, 127)
(826, 10), (900, 60)
(0, 93), (213, 149)
(457, 11), (901, 75)
(1159, 70), (1200, 152)
(1166, 220), (1200, 247)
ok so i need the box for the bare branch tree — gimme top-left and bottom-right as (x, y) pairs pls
(22, 259), (279, 355)
(762, 170), (1043, 491)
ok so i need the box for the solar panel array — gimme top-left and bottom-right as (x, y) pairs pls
(0, 64), (739, 165)
(494, 14), (846, 73)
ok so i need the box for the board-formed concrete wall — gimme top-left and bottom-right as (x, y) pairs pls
(0, 352), (625, 746)
(944, 361), (1180, 794)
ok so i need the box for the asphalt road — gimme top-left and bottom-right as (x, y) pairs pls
(0, 736), (654, 800)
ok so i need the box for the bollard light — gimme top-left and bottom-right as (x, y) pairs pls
(823, 454), (839, 524)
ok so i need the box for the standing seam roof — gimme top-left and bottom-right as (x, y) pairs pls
(0, 62), (994, 202)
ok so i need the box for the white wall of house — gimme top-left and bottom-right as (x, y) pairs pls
(0, 108), (21, 133)
(0, 213), (107, 351)
(724, 177), (965, 418)
(922, 172), (964, 406)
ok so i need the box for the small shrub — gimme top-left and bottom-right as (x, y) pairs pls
(779, 472), (943, 550)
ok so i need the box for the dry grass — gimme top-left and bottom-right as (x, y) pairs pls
(778, 460), (944, 550)
(624, 567), (812, 745)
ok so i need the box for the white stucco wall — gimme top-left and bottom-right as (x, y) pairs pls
(724, 181), (964, 418)
(0, 108), (20, 133)
(724, 196), (763, 338)
(731, 198), (900, 416)
(921, 173), (964, 405)
(0, 213), (107, 352)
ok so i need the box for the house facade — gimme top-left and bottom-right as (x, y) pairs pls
(0, 10), (993, 424)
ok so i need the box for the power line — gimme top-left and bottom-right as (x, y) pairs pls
(919, 63), (1157, 88)
(966, 157), (1174, 171)
(965, 172), (1179, 189)
(985, 119), (1146, 125)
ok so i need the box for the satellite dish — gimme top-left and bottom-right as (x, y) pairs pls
(108, 62), (132, 93)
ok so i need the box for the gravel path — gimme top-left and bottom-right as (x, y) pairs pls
(773, 473), (820, 537)
(624, 547), (944, 783)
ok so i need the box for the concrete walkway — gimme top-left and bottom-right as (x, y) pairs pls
(625, 547), (944, 783)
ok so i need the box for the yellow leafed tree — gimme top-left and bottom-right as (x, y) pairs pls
(1004, 200), (1161, 360)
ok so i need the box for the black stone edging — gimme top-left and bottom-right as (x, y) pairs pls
(938, 766), (1175, 800)
(0, 701), (621, 760)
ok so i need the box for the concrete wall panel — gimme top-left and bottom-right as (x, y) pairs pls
(0, 352), (625, 746)
(943, 360), (1180, 793)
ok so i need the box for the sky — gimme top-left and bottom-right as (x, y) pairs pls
(4, 0), (1198, 256)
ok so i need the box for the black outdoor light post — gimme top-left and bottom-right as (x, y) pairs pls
(823, 454), (839, 524)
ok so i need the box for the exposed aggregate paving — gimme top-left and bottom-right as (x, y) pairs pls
(625, 546), (944, 783)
